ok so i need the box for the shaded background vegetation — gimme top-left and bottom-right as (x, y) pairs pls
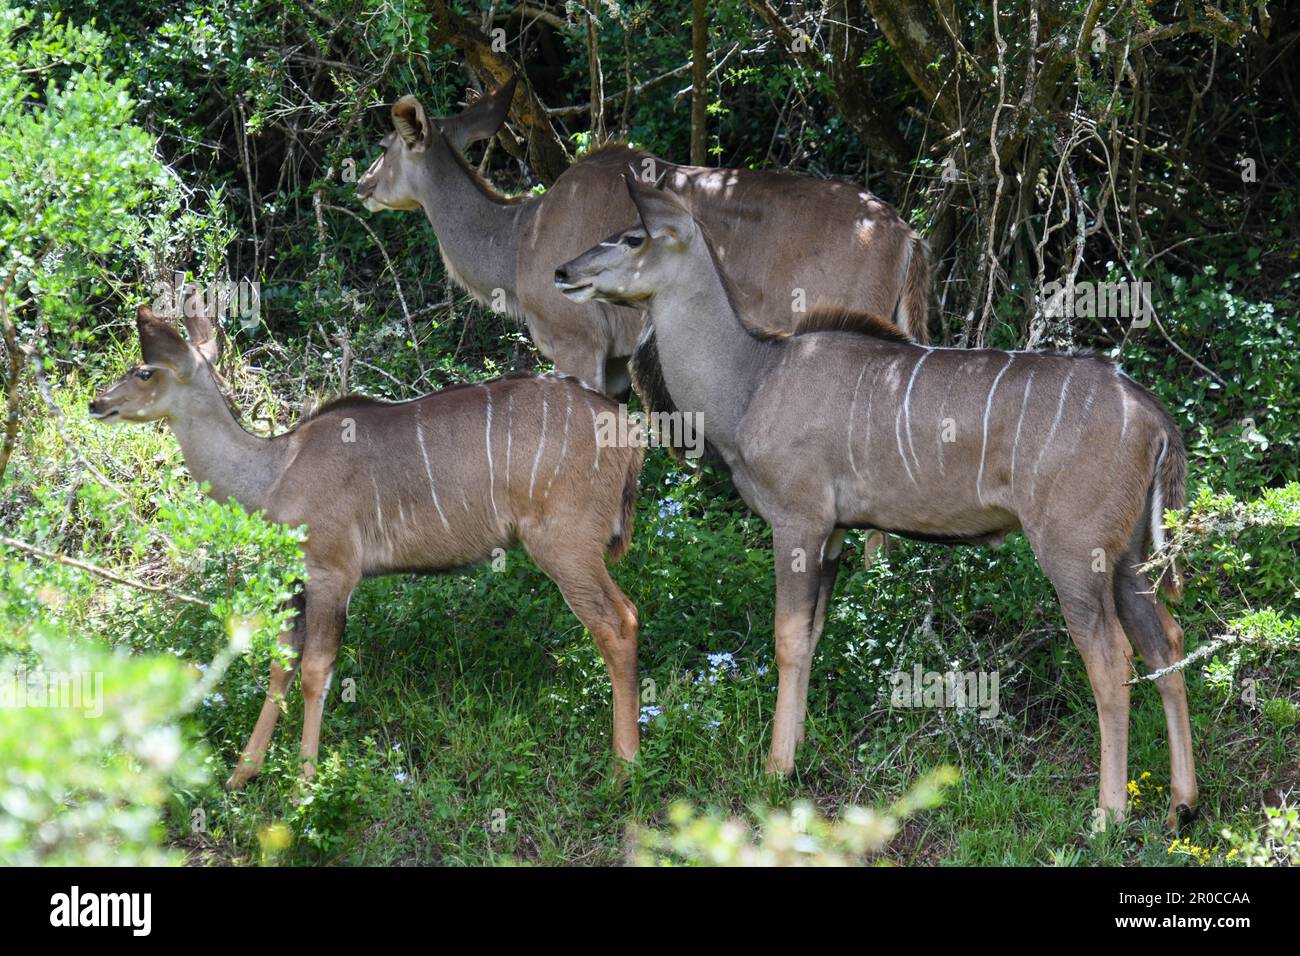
(1, 0), (1296, 865)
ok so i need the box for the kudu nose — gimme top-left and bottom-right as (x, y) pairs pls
(554, 267), (569, 285)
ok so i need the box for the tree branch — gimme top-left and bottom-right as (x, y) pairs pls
(747, 0), (911, 173)
(426, 0), (573, 183)
(0, 535), (213, 609)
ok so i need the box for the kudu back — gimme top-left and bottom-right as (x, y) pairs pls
(356, 78), (929, 398)
(91, 304), (644, 786)
(555, 177), (1197, 831)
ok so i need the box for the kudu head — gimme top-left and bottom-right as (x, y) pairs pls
(356, 76), (517, 213)
(554, 174), (700, 307)
(90, 301), (220, 424)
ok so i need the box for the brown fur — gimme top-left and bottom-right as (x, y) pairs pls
(895, 235), (931, 343)
(359, 80), (930, 399)
(92, 309), (646, 787)
(557, 176), (1198, 831)
(750, 305), (914, 344)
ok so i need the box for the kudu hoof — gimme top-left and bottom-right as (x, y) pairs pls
(764, 757), (794, 777)
(609, 754), (637, 785)
(1088, 806), (1126, 835)
(1174, 803), (1201, 833)
(224, 763), (257, 791)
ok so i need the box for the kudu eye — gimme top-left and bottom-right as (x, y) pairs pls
(136, 368), (154, 381)
(622, 235), (644, 249)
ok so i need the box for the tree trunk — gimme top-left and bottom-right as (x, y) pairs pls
(587, 11), (606, 145)
(425, 0), (572, 183)
(691, 0), (708, 165)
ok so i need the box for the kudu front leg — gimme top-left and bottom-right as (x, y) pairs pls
(226, 593), (305, 790)
(766, 527), (833, 776)
(297, 573), (353, 782)
(794, 530), (845, 746)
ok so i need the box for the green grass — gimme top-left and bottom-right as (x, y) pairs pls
(178, 507), (1296, 866)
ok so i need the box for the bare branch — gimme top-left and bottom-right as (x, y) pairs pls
(0, 535), (213, 609)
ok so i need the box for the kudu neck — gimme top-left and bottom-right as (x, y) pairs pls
(646, 245), (777, 452)
(165, 369), (286, 513)
(416, 142), (530, 302)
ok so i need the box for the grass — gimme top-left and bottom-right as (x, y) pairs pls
(9, 349), (1298, 867)
(180, 520), (1295, 867)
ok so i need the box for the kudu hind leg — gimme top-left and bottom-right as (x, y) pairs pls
(1035, 541), (1134, 829)
(529, 540), (640, 761)
(226, 593), (306, 790)
(1067, 596), (1134, 830)
(1114, 561), (1198, 830)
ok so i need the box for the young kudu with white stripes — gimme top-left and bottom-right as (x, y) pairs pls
(91, 305), (643, 787)
(556, 177), (1197, 830)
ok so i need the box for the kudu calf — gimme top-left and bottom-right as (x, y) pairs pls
(555, 177), (1197, 830)
(356, 78), (929, 398)
(91, 305), (643, 786)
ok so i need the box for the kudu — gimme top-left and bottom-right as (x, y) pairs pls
(355, 77), (930, 399)
(91, 304), (644, 787)
(555, 176), (1197, 830)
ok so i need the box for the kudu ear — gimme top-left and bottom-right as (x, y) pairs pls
(442, 76), (517, 154)
(392, 95), (434, 150)
(180, 287), (221, 365)
(623, 173), (694, 245)
(136, 305), (196, 379)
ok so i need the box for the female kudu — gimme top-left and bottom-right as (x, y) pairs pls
(91, 305), (643, 787)
(355, 77), (929, 399)
(554, 176), (1198, 830)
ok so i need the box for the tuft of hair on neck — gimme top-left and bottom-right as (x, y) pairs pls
(742, 305), (915, 345)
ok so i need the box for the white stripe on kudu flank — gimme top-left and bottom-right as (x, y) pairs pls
(846, 363), (871, 480)
(976, 354), (1015, 505)
(482, 385), (499, 520)
(1080, 381), (1099, 416)
(370, 472), (384, 529)
(859, 364), (885, 481)
(880, 358), (915, 486)
(1116, 377), (1131, 444)
(902, 351), (931, 473)
(547, 389), (574, 494)
(415, 412), (450, 531)
(895, 406), (918, 486)
(1033, 368), (1074, 486)
(1008, 370), (1036, 498)
(584, 394), (601, 471)
(530, 387), (550, 498)
(504, 394), (514, 495)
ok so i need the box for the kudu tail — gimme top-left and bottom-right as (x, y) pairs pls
(894, 234), (931, 345)
(606, 445), (644, 562)
(1149, 426), (1188, 601)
